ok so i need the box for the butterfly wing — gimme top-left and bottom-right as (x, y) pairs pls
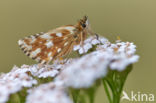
(18, 26), (78, 64)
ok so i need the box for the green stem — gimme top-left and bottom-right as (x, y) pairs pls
(85, 82), (100, 103)
(88, 88), (95, 103)
(102, 79), (112, 103)
(18, 88), (28, 103)
(7, 93), (20, 103)
(113, 91), (120, 103)
(102, 65), (133, 103)
(70, 89), (80, 103)
(85, 87), (95, 103)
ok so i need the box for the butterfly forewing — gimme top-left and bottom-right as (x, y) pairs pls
(18, 26), (78, 64)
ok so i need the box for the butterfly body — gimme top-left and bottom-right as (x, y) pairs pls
(18, 16), (93, 64)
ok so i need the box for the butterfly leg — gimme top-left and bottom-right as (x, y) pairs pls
(95, 33), (99, 40)
(79, 33), (86, 53)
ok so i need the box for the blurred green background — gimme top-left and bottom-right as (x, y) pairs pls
(0, 0), (155, 103)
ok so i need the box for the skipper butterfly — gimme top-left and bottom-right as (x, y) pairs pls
(18, 16), (95, 64)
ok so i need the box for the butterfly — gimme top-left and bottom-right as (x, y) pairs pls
(18, 16), (95, 64)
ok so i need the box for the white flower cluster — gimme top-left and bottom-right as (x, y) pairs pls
(55, 37), (139, 88)
(97, 41), (139, 70)
(22, 64), (62, 78)
(73, 36), (109, 54)
(55, 51), (111, 88)
(16, 59), (66, 79)
(0, 60), (66, 103)
(0, 66), (37, 103)
(0, 36), (139, 103)
(26, 82), (72, 103)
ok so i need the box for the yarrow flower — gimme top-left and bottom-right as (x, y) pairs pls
(26, 82), (72, 103)
(0, 66), (37, 103)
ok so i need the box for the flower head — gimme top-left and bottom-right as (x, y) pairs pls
(0, 66), (37, 103)
(26, 82), (72, 103)
(55, 39), (139, 88)
(55, 51), (110, 88)
(20, 59), (67, 78)
(97, 41), (139, 71)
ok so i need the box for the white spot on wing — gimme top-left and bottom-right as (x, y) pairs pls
(65, 27), (74, 31)
(25, 45), (32, 50)
(57, 48), (61, 53)
(64, 42), (68, 46)
(30, 48), (41, 58)
(64, 27), (75, 34)
(18, 40), (23, 45)
(48, 52), (52, 57)
(56, 33), (62, 37)
(40, 33), (52, 39)
(45, 41), (53, 48)
(30, 35), (36, 44)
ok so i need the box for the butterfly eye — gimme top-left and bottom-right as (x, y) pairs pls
(81, 23), (86, 28)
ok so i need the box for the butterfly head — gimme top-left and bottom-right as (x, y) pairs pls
(78, 16), (94, 35)
(79, 16), (89, 28)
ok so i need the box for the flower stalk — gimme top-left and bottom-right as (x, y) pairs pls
(102, 65), (133, 103)
(70, 89), (80, 103)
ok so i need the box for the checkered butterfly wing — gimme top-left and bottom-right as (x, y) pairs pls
(18, 26), (79, 64)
